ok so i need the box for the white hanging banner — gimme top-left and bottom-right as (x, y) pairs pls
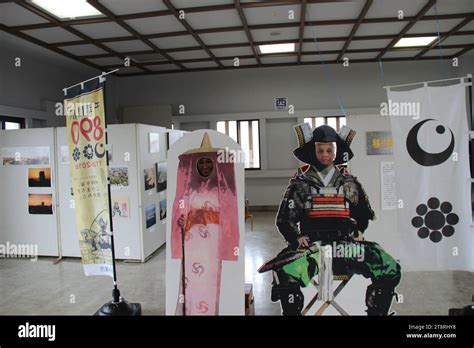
(387, 82), (473, 271)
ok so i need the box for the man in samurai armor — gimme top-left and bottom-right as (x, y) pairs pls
(259, 123), (401, 316)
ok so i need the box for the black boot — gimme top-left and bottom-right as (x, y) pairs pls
(365, 284), (397, 315)
(272, 284), (304, 316)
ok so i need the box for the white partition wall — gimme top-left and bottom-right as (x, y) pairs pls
(0, 128), (59, 256)
(56, 127), (79, 257)
(0, 123), (168, 262)
(107, 124), (142, 261)
(166, 129), (186, 153)
(136, 124), (168, 259)
(56, 124), (169, 261)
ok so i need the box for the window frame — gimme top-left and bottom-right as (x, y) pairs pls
(304, 115), (347, 132)
(217, 119), (261, 170)
(0, 116), (25, 130)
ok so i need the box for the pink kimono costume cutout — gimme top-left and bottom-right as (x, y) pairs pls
(171, 151), (239, 315)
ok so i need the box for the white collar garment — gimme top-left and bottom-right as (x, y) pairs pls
(317, 166), (336, 187)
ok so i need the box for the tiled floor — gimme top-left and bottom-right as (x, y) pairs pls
(0, 211), (472, 315)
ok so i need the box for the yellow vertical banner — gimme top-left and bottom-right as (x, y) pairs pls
(65, 79), (113, 277)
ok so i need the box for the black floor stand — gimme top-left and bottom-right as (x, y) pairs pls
(95, 287), (142, 316)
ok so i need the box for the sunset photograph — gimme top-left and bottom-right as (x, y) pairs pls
(28, 194), (53, 215)
(28, 168), (51, 187)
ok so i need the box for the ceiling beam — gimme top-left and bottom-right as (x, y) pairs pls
(86, 0), (186, 70)
(376, 0), (437, 60)
(50, 27), (474, 48)
(414, 17), (473, 59)
(4, 0), (387, 31)
(297, 0), (307, 64)
(40, 13), (474, 47)
(14, 0), (151, 73)
(117, 55), (447, 77)
(336, 0), (372, 62)
(4, 0), (473, 75)
(10, 5), (474, 33)
(163, 0), (223, 68)
(234, 0), (261, 66)
(98, 43), (474, 69)
(0, 23), (103, 72)
(73, 30), (474, 59)
(451, 46), (474, 58)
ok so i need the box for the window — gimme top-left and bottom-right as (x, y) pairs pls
(217, 120), (260, 169)
(304, 116), (348, 168)
(1, 116), (25, 130)
(304, 116), (346, 132)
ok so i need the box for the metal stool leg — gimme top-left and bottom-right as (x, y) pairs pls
(314, 276), (353, 316)
(302, 243), (353, 316)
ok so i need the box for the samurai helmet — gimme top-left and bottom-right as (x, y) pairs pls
(293, 123), (356, 167)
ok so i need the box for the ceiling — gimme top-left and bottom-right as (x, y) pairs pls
(0, 0), (473, 76)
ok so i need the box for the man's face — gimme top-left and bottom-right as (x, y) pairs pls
(197, 157), (214, 177)
(315, 142), (336, 166)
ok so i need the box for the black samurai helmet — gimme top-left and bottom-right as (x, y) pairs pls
(293, 123), (356, 168)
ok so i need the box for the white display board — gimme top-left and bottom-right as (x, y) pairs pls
(166, 129), (245, 315)
(136, 124), (168, 259)
(166, 129), (186, 153)
(0, 128), (59, 256)
(1, 124), (169, 261)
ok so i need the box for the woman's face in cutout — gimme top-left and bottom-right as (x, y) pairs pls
(197, 157), (214, 177)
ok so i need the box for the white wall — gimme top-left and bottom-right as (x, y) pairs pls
(117, 58), (472, 206)
(118, 58), (473, 116)
(122, 105), (172, 128)
(0, 31), (119, 127)
(347, 114), (400, 259)
(171, 107), (379, 206)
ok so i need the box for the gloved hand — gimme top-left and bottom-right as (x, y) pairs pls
(297, 235), (310, 249)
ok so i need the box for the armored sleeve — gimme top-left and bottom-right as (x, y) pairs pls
(344, 175), (375, 233)
(275, 178), (306, 249)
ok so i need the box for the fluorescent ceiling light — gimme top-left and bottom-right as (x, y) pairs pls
(259, 43), (295, 54)
(394, 36), (437, 48)
(31, 0), (102, 19)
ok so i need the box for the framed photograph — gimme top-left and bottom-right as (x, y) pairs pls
(144, 167), (156, 191)
(156, 161), (167, 192)
(2, 146), (50, 165)
(160, 199), (167, 221)
(149, 133), (160, 153)
(28, 194), (53, 215)
(109, 167), (129, 187)
(28, 167), (51, 187)
(145, 204), (156, 228)
(366, 131), (393, 155)
(111, 196), (129, 218)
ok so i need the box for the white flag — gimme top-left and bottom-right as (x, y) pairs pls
(387, 83), (473, 271)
